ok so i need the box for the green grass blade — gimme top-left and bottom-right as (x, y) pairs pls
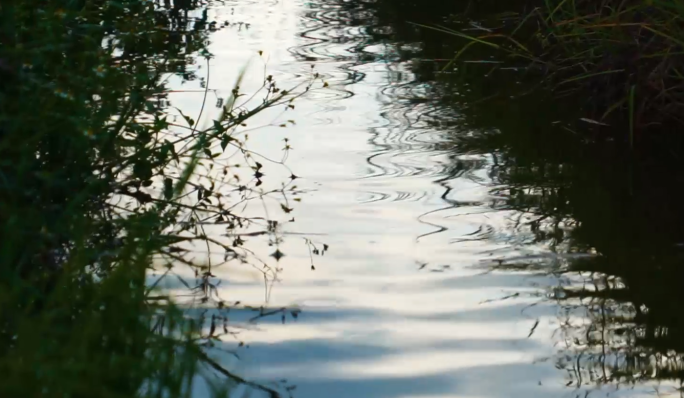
(629, 85), (636, 149)
(409, 22), (501, 49)
(559, 69), (625, 85)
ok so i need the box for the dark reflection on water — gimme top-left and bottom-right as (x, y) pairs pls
(291, 0), (684, 393)
(476, 120), (684, 388)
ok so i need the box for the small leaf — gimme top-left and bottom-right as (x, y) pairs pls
(213, 119), (226, 133)
(133, 160), (153, 181)
(271, 250), (285, 261)
(163, 178), (173, 199)
(220, 134), (233, 151)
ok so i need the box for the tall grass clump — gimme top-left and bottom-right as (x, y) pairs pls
(0, 0), (319, 396)
(424, 0), (684, 143)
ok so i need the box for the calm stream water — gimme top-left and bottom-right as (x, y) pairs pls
(167, 1), (684, 397)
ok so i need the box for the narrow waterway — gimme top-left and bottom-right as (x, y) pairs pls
(167, 1), (684, 397)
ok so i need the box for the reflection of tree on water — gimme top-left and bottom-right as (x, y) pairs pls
(438, 49), (684, 389)
(456, 65), (684, 392)
(310, 0), (684, 393)
(546, 255), (684, 389)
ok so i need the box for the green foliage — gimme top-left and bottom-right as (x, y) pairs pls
(0, 0), (320, 396)
(426, 0), (684, 140)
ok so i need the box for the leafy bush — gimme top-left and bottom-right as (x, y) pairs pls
(0, 0), (318, 396)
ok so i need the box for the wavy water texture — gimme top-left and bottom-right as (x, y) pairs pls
(166, 1), (682, 398)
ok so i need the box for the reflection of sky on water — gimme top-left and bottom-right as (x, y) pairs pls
(166, 1), (680, 397)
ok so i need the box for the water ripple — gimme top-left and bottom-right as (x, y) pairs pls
(191, 1), (624, 397)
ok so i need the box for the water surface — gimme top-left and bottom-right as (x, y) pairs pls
(170, 1), (684, 397)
